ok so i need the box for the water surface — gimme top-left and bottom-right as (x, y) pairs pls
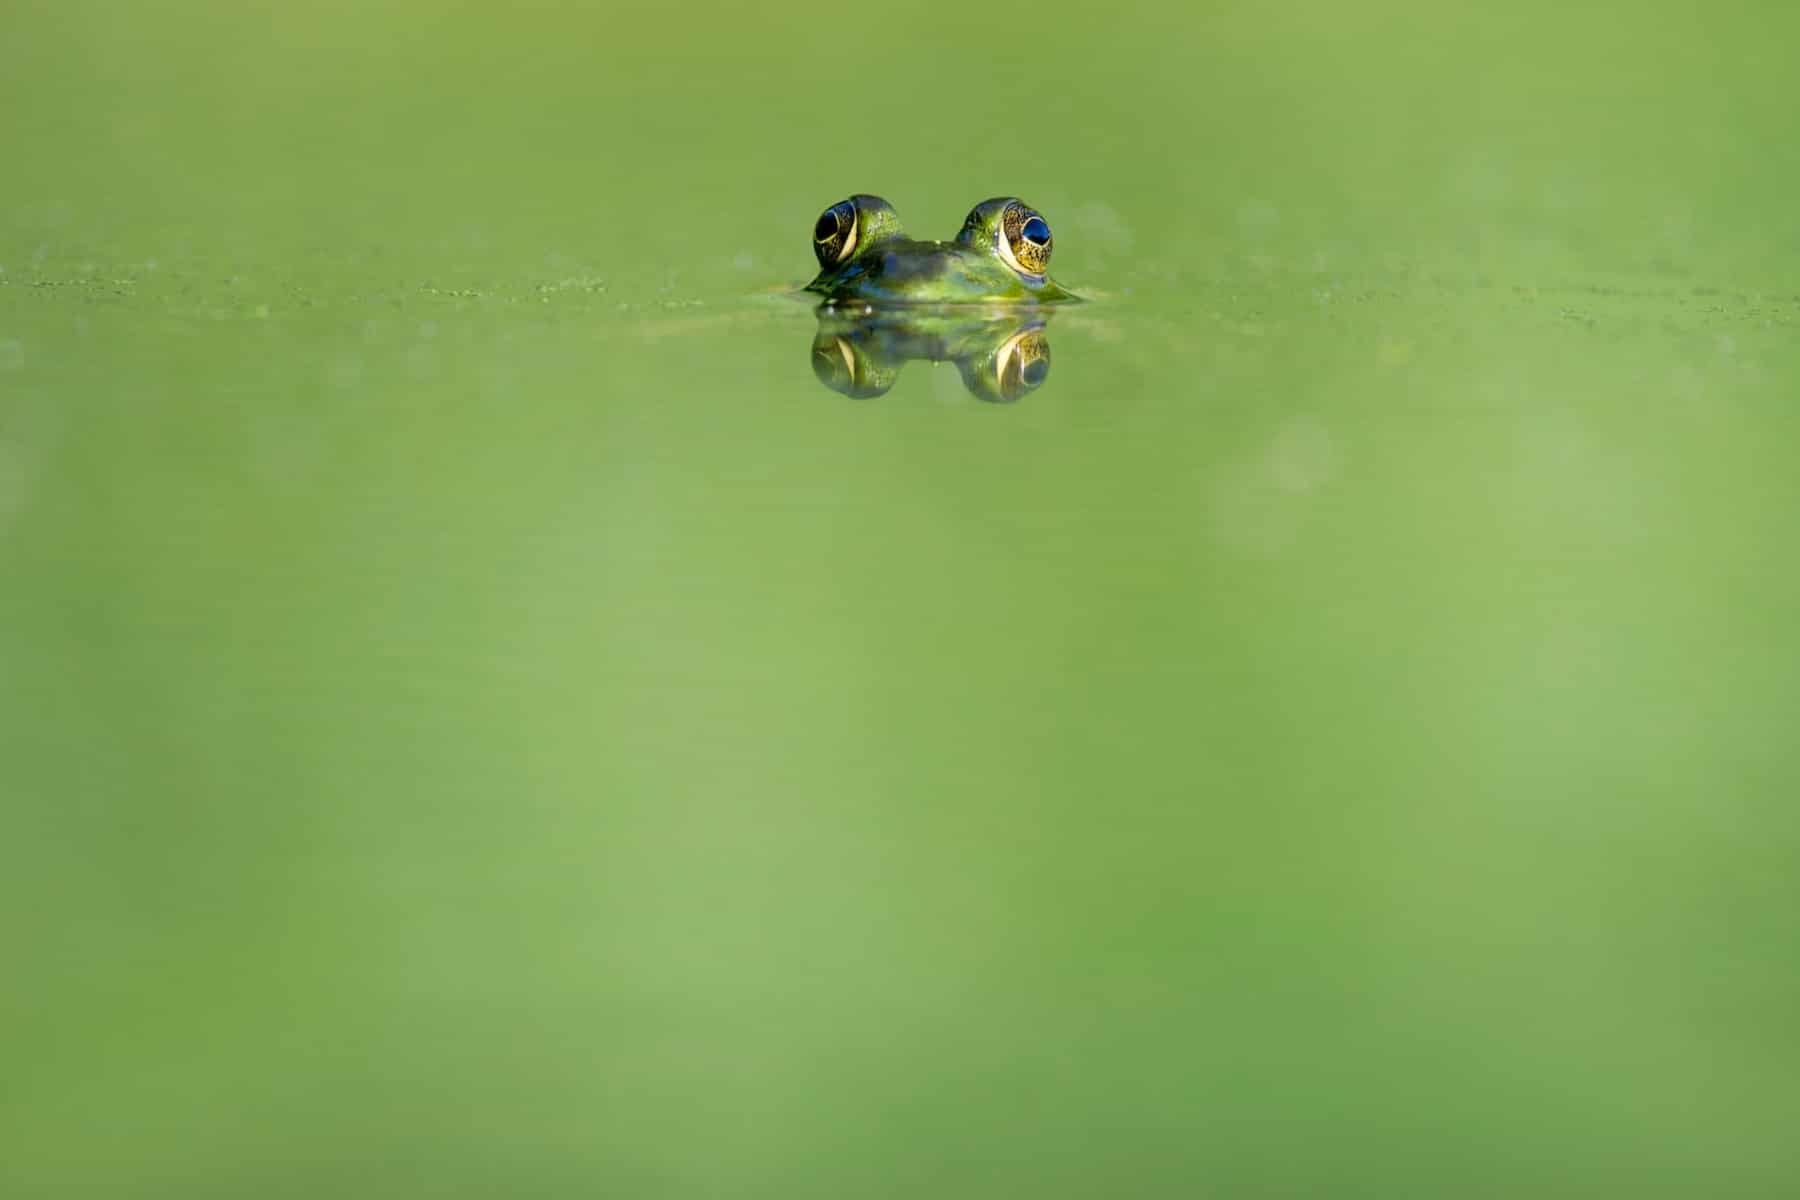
(5, 2), (1800, 1195)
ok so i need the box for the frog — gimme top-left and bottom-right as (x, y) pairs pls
(810, 308), (1054, 403)
(805, 195), (1078, 305)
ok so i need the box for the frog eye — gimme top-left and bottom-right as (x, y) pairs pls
(997, 202), (1053, 277)
(812, 200), (859, 268)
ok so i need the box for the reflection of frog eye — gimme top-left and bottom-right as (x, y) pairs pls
(961, 324), (1051, 403)
(998, 203), (1053, 277)
(810, 331), (897, 398)
(812, 200), (859, 268)
(997, 326), (1051, 399)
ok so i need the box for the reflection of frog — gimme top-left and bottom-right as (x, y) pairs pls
(806, 195), (1077, 305)
(810, 309), (1054, 403)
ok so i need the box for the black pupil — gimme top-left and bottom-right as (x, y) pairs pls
(815, 211), (839, 240)
(1022, 216), (1050, 245)
(1022, 359), (1049, 386)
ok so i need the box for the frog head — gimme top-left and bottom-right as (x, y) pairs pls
(804, 194), (1077, 305)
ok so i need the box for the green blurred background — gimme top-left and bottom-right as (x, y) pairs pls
(4, 1), (1798, 1195)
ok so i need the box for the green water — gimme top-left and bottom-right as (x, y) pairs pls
(5, 1), (1799, 1195)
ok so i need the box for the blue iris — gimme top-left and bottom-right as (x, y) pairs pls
(1022, 216), (1051, 245)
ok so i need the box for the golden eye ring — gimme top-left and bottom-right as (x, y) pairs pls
(996, 201), (1053, 277)
(812, 200), (859, 268)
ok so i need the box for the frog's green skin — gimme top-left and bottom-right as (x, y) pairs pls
(811, 308), (1054, 403)
(806, 195), (1078, 306)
